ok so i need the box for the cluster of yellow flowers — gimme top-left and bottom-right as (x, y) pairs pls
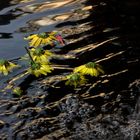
(0, 31), (64, 77)
(0, 30), (105, 93)
(25, 47), (53, 77)
(65, 62), (104, 87)
(24, 31), (65, 77)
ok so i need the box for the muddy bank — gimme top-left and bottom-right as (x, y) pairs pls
(0, 0), (140, 139)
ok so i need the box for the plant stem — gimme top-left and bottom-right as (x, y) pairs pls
(24, 47), (35, 64)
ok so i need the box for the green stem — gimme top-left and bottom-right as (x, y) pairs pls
(24, 47), (35, 64)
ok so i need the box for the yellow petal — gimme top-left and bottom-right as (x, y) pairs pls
(34, 38), (42, 47)
(32, 56), (37, 61)
(34, 70), (40, 77)
(39, 69), (48, 75)
(40, 55), (47, 62)
(81, 67), (88, 75)
(41, 65), (52, 73)
(30, 36), (39, 47)
(49, 35), (56, 40)
(92, 68), (99, 77)
(9, 62), (18, 69)
(44, 50), (52, 56)
(2, 65), (8, 75)
(45, 38), (52, 44)
(42, 38), (47, 45)
(74, 65), (84, 73)
(0, 66), (3, 72)
(25, 34), (38, 40)
(88, 68), (93, 76)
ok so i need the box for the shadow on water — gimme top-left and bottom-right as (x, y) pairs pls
(0, 0), (11, 11)
(0, 0), (140, 139)
(0, 0), (82, 58)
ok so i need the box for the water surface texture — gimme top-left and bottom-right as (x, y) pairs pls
(0, 0), (140, 140)
(0, 0), (80, 58)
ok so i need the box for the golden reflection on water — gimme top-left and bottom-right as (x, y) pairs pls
(31, 12), (72, 26)
(35, 0), (80, 12)
(10, 0), (34, 4)
(53, 13), (72, 21)
(13, 0), (86, 32)
(31, 17), (56, 26)
(18, 0), (80, 13)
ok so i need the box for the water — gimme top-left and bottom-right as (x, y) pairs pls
(0, 0), (140, 139)
(0, 0), (80, 59)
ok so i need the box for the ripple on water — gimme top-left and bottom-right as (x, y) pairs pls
(0, 0), (140, 139)
(0, 0), (82, 58)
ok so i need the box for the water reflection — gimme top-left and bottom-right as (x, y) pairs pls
(0, 0), (11, 11)
(0, 33), (12, 39)
(0, 0), (81, 59)
(19, 0), (80, 13)
(0, 0), (140, 139)
(0, 11), (21, 25)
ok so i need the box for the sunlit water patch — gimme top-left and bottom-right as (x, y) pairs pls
(0, 0), (82, 59)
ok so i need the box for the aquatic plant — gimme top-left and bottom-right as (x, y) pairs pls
(30, 48), (53, 63)
(25, 47), (53, 77)
(28, 62), (53, 77)
(12, 87), (23, 96)
(64, 62), (104, 88)
(74, 62), (104, 77)
(0, 59), (18, 75)
(0, 31), (104, 94)
(24, 31), (65, 47)
(65, 73), (87, 88)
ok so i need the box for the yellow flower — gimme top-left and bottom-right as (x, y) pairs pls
(0, 59), (18, 75)
(65, 73), (87, 88)
(28, 62), (53, 77)
(74, 62), (104, 77)
(13, 87), (23, 96)
(30, 48), (53, 63)
(24, 32), (57, 47)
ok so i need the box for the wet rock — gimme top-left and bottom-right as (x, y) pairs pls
(17, 108), (38, 119)
(17, 132), (28, 140)
(19, 98), (34, 108)
(24, 118), (52, 139)
(10, 105), (21, 113)
(59, 95), (95, 130)
(0, 134), (7, 140)
(0, 120), (5, 128)
(31, 97), (40, 105)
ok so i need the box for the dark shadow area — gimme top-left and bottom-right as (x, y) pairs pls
(0, 11), (21, 25)
(0, 0), (12, 11)
(0, 32), (12, 39)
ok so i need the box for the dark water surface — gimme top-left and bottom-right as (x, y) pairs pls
(0, 0), (140, 140)
(0, 0), (80, 59)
